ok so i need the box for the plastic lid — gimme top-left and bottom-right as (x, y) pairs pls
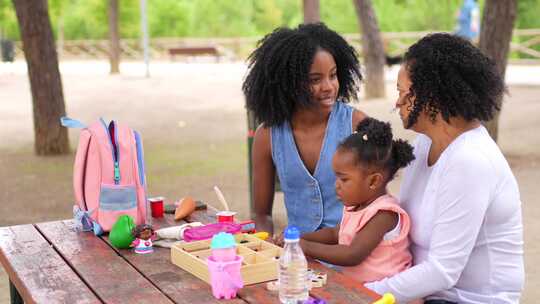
(210, 232), (236, 249)
(284, 226), (300, 240)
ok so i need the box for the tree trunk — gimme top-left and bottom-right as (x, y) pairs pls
(478, 0), (517, 142)
(303, 0), (320, 24)
(108, 0), (120, 74)
(12, 0), (69, 155)
(353, 0), (386, 99)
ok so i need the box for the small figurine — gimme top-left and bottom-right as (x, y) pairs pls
(131, 224), (156, 254)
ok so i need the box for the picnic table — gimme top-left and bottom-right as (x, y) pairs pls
(0, 207), (380, 304)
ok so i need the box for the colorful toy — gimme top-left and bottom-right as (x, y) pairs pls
(372, 293), (395, 304)
(206, 232), (244, 299)
(216, 211), (236, 223)
(307, 269), (327, 288)
(183, 222), (242, 242)
(238, 220), (256, 233)
(210, 232), (237, 262)
(148, 196), (164, 218)
(171, 233), (282, 285)
(252, 231), (269, 241)
(109, 215), (135, 249)
(174, 196), (196, 221)
(155, 222), (204, 240)
(131, 224), (155, 254)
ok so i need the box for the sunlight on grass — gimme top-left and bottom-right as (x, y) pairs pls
(144, 140), (247, 183)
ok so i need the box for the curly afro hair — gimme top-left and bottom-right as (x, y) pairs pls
(339, 117), (415, 182)
(242, 22), (362, 127)
(403, 33), (505, 129)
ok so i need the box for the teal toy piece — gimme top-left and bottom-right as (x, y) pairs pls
(210, 232), (236, 249)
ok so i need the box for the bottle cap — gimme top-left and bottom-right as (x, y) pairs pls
(284, 226), (300, 240)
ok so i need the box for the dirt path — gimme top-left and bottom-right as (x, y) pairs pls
(0, 60), (538, 303)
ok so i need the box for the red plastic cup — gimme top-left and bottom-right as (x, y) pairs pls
(216, 211), (236, 223)
(149, 197), (164, 218)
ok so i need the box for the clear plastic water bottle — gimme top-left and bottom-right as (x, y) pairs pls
(279, 226), (309, 304)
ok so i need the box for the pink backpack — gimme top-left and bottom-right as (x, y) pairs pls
(62, 117), (148, 232)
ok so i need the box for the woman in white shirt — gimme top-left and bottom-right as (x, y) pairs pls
(366, 33), (524, 303)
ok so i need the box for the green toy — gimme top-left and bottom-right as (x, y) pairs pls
(109, 215), (135, 249)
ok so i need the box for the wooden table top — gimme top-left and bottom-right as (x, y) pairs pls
(0, 208), (379, 304)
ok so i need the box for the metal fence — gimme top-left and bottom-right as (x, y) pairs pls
(10, 29), (540, 64)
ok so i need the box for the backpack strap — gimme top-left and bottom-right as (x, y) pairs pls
(60, 116), (87, 129)
(73, 129), (92, 211)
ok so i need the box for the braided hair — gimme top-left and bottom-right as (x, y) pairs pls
(242, 22), (362, 127)
(339, 118), (415, 182)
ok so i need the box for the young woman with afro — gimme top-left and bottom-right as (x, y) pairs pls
(242, 23), (367, 236)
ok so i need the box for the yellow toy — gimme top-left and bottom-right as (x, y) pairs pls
(252, 231), (269, 240)
(372, 293), (395, 304)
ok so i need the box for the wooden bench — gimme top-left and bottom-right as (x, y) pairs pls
(0, 208), (380, 304)
(168, 46), (221, 62)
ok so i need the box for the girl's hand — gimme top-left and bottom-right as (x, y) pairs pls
(273, 231), (285, 247)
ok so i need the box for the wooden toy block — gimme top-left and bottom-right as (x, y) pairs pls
(171, 233), (283, 285)
(307, 269), (327, 288)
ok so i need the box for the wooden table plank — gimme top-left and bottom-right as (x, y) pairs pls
(237, 285), (280, 304)
(102, 215), (246, 304)
(36, 221), (174, 304)
(308, 261), (379, 303)
(0, 224), (101, 304)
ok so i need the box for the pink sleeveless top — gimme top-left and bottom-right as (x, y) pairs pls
(339, 194), (412, 283)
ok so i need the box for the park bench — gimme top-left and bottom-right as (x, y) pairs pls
(168, 46), (222, 62)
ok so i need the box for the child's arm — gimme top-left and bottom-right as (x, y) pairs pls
(300, 211), (398, 266)
(301, 225), (339, 245)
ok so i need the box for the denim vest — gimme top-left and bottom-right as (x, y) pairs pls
(271, 102), (354, 234)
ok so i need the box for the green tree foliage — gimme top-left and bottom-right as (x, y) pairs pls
(0, 0), (539, 41)
(0, 0), (19, 39)
(517, 0), (540, 28)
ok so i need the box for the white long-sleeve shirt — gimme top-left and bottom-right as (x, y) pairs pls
(366, 126), (524, 303)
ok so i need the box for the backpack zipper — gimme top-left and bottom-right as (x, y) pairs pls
(100, 118), (121, 184)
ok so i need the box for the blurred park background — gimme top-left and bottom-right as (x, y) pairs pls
(1, 0), (539, 303)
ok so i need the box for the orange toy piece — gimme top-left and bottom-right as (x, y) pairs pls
(175, 197), (196, 221)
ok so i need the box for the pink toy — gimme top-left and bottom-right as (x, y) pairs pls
(212, 247), (237, 262)
(207, 255), (244, 299)
(183, 222), (242, 242)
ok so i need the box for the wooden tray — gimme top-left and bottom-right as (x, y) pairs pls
(171, 233), (282, 286)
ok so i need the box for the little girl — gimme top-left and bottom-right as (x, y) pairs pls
(299, 117), (415, 283)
